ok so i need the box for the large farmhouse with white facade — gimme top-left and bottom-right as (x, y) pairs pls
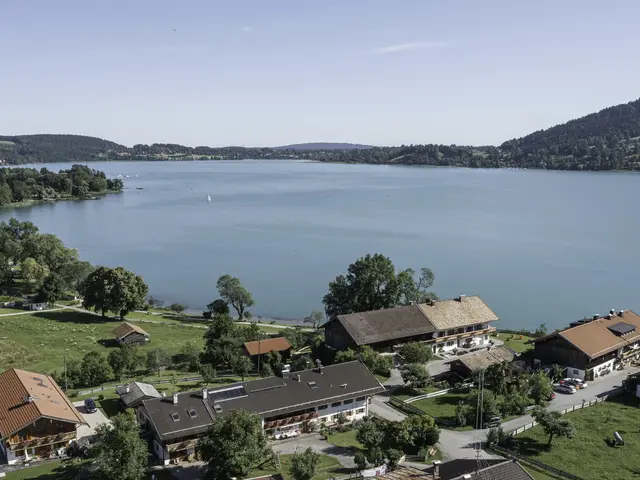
(532, 309), (640, 380)
(138, 360), (384, 465)
(324, 295), (499, 353)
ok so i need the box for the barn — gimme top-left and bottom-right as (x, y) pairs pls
(113, 322), (150, 346)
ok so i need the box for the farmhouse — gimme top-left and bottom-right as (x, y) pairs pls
(324, 295), (499, 353)
(446, 346), (515, 378)
(113, 322), (150, 346)
(0, 368), (86, 465)
(116, 381), (162, 408)
(532, 309), (640, 380)
(138, 360), (384, 464)
(243, 337), (292, 363)
(386, 460), (533, 480)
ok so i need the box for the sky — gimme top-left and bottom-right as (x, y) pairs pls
(2, 1), (640, 147)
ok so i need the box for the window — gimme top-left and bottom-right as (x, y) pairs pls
(213, 405), (223, 413)
(187, 409), (198, 419)
(573, 369), (579, 375)
(307, 381), (318, 389)
(317, 404), (328, 410)
(331, 402), (342, 407)
(321, 417), (327, 423)
(356, 408), (365, 414)
(170, 413), (180, 422)
(446, 341), (454, 347)
(345, 410), (353, 416)
(447, 330), (454, 336)
(344, 399), (353, 405)
(355, 396), (365, 402)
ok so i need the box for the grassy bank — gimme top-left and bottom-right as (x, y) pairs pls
(0, 309), (205, 373)
(0, 190), (121, 210)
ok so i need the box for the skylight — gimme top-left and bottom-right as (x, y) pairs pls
(170, 412), (180, 422)
(213, 405), (223, 413)
(307, 381), (317, 389)
(187, 409), (197, 419)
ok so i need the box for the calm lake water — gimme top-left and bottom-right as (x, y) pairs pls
(2, 161), (638, 330)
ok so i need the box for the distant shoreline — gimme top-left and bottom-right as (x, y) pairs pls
(0, 189), (122, 210)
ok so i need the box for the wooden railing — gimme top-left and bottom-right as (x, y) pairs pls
(166, 438), (197, 453)
(8, 431), (76, 449)
(264, 411), (318, 429)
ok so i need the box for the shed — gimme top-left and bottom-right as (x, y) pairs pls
(113, 322), (150, 346)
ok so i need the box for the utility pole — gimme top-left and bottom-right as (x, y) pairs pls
(64, 357), (68, 391)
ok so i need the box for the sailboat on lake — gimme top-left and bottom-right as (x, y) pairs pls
(207, 194), (212, 204)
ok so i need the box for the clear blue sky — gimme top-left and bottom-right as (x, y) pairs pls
(2, 1), (639, 147)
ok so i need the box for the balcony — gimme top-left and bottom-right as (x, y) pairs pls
(264, 412), (318, 429)
(166, 438), (198, 453)
(8, 431), (76, 450)
(426, 326), (495, 345)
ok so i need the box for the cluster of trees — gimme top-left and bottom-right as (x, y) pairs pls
(80, 266), (148, 319)
(0, 218), (94, 300)
(354, 415), (439, 469)
(5, 98), (640, 171)
(322, 253), (436, 319)
(0, 165), (123, 205)
(334, 345), (393, 378)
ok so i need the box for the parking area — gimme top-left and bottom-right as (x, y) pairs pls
(73, 401), (110, 446)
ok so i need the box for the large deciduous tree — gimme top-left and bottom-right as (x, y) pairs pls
(108, 345), (143, 381)
(400, 363), (430, 389)
(20, 257), (49, 287)
(80, 266), (148, 318)
(290, 447), (320, 480)
(529, 371), (554, 405)
(216, 274), (254, 320)
(323, 254), (436, 319)
(532, 406), (576, 445)
(37, 273), (65, 304)
(399, 342), (433, 364)
(93, 412), (148, 480)
(197, 409), (271, 480)
(80, 352), (113, 387)
(145, 348), (172, 376)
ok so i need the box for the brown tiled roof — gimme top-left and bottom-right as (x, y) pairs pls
(244, 337), (291, 356)
(417, 295), (499, 330)
(337, 305), (436, 346)
(552, 310), (640, 359)
(112, 322), (149, 340)
(0, 368), (86, 439)
(447, 347), (515, 372)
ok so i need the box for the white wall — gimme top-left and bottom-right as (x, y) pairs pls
(565, 366), (586, 381)
(0, 441), (19, 465)
(592, 358), (615, 379)
(154, 439), (170, 466)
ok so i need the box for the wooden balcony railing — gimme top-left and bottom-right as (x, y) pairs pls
(264, 411), (318, 429)
(8, 431), (76, 449)
(426, 326), (496, 344)
(166, 438), (198, 453)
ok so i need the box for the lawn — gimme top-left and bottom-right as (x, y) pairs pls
(494, 332), (534, 353)
(0, 307), (32, 315)
(410, 392), (468, 423)
(0, 309), (205, 373)
(327, 429), (362, 450)
(3, 460), (83, 479)
(512, 395), (640, 480)
(247, 453), (350, 480)
(391, 385), (442, 402)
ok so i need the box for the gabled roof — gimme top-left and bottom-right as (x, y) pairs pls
(244, 337), (291, 356)
(116, 382), (161, 407)
(446, 346), (515, 372)
(534, 310), (640, 359)
(450, 460), (533, 480)
(416, 459), (533, 480)
(333, 296), (498, 346)
(112, 322), (149, 340)
(0, 368), (86, 439)
(142, 360), (385, 441)
(417, 295), (499, 330)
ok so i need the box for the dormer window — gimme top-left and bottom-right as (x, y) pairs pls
(170, 413), (180, 422)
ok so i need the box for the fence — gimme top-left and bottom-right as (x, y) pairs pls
(387, 397), (456, 426)
(492, 445), (586, 480)
(405, 382), (473, 403)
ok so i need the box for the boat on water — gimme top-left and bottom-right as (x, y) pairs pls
(207, 194), (212, 204)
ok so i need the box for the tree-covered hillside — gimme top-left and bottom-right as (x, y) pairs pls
(2, 97), (640, 170)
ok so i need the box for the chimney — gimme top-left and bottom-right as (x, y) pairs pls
(202, 388), (208, 400)
(296, 374), (301, 383)
(610, 309), (616, 315)
(161, 392), (166, 397)
(172, 393), (178, 405)
(619, 310), (624, 317)
(432, 460), (441, 478)
(125, 385), (130, 393)
(24, 395), (33, 404)
(593, 314), (600, 320)
(459, 295), (466, 302)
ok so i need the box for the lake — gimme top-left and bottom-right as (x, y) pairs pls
(2, 160), (638, 330)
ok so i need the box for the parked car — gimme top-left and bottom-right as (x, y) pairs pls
(564, 378), (588, 389)
(555, 384), (576, 394)
(84, 398), (97, 414)
(274, 430), (299, 440)
(482, 416), (501, 429)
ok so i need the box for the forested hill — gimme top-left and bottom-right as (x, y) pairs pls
(2, 97), (640, 170)
(274, 142), (373, 150)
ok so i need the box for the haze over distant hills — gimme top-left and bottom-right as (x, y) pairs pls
(1, 97), (640, 171)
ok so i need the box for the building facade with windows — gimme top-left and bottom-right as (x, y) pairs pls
(324, 295), (499, 353)
(532, 310), (640, 380)
(0, 369), (86, 465)
(138, 360), (385, 465)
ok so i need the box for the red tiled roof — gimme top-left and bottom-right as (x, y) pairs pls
(244, 337), (292, 356)
(0, 368), (86, 439)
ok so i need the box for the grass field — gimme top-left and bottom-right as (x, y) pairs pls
(327, 429), (362, 450)
(0, 309), (205, 373)
(494, 332), (534, 353)
(0, 307), (35, 315)
(248, 453), (349, 480)
(3, 460), (82, 479)
(409, 392), (467, 423)
(512, 395), (640, 480)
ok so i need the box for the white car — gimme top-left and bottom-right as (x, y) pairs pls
(555, 384), (576, 394)
(563, 378), (588, 389)
(274, 430), (300, 440)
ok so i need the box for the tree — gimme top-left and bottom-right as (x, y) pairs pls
(260, 363), (273, 377)
(21, 257), (49, 287)
(464, 389), (500, 426)
(281, 328), (305, 351)
(204, 313), (236, 342)
(323, 253), (436, 318)
(290, 447), (320, 480)
(197, 409), (271, 480)
(37, 273), (65, 304)
(534, 323), (548, 337)
(403, 414), (439, 454)
(59, 260), (94, 291)
(169, 303), (185, 314)
(356, 417), (387, 453)
(291, 354), (312, 372)
(397, 267), (437, 305)
(202, 336), (240, 371)
(484, 361), (513, 396)
(216, 274), (254, 320)
(108, 345), (143, 381)
(0, 183), (12, 206)
(93, 412), (148, 480)
(354, 450), (368, 471)
(180, 342), (201, 371)
(399, 342), (433, 364)
(400, 363), (430, 389)
(303, 311), (324, 329)
(532, 406), (576, 445)
(81, 352), (113, 387)
(549, 364), (565, 382)
(334, 349), (358, 364)
(231, 355), (253, 381)
(80, 266), (148, 318)
(200, 363), (217, 386)
(146, 348), (172, 376)
(530, 371), (554, 404)
(207, 298), (230, 316)
(485, 426), (505, 446)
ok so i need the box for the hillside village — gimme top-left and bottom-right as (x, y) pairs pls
(0, 220), (639, 480)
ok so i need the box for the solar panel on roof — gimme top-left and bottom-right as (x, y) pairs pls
(608, 322), (636, 336)
(209, 385), (247, 403)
